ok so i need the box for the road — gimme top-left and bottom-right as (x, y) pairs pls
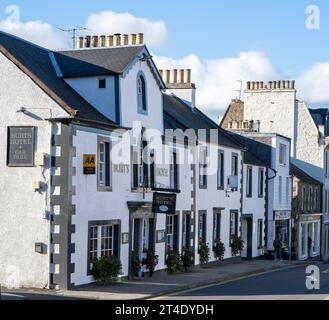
(158, 263), (329, 300)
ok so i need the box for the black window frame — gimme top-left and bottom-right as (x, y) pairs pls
(98, 78), (106, 89)
(246, 166), (253, 198)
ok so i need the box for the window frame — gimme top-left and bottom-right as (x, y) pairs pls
(229, 210), (239, 244)
(199, 145), (208, 189)
(98, 78), (106, 89)
(257, 219), (263, 249)
(217, 149), (225, 190)
(279, 143), (287, 166)
(87, 220), (121, 275)
(97, 136), (112, 192)
(246, 165), (253, 198)
(258, 168), (264, 198)
(137, 72), (148, 115)
(231, 153), (239, 177)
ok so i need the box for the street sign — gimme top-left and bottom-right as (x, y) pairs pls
(83, 154), (96, 175)
(152, 192), (177, 214)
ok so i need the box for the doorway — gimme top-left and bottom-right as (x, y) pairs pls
(242, 216), (253, 259)
(133, 218), (155, 263)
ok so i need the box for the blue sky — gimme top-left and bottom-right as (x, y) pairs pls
(1, 0), (329, 117)
(1, 0), (328, 74)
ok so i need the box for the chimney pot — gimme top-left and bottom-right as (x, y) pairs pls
(277, 80), (281, 89)
(291, 80), (295, 90)
(84, 35), (91, 48)
(247, 81), (251, 90)
(186, 69), (191, 83)
(260, 81), (264, 89)
(166, 70), (171, 83)
(123, 34), (129, 46)
(137, 33), (144, 45)
(273, 81), (277, 89)
(131, 34), (137, 45)
(91, 35), (99, 48)
(287, 80), (291, 89)
(106, 35), (114, 47)
(172, 69), (178, 83)
(269, 81), (273, 89)
(114, 33), (121, 46)
(99, 35), (106, 47)
(77, 37), (84, 49)
(179, 69), (185, 83)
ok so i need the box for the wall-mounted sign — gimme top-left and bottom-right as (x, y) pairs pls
(156, 168), (169, 177)
(152, 192), (176, 214)
(7, 127), (35, 167)
(156, 230), (166, 243)
(83, 154), (96, 175)
(274, 211), (291, 221)
(122, 233), (129, 244)
(114, 164), (130, 174)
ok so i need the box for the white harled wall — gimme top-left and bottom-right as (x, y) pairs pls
(0, 52), (67, 289)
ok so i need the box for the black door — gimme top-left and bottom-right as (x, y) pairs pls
(247, 218), (253, 259)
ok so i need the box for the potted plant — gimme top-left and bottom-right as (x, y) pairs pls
(131, 251), (141, 278)
(181, 247), (194, 272)
(92, 255), (122, 284)
(166, 248), (182, 274)
(230, 235), (244, 257)
(214, 240), (225, 262)
(198, 238), (210, 265)
(145, 249), (159, 277)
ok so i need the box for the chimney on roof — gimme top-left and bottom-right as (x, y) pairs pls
(137, 33), (144, 45)
(99, 35), (106, 47)
(77, 37), (84, 49)
(84, 35), (91, 48)
(114, 33), (121, 46)
(91, 35), (99, 48)
(246, 80), (296, 91)
(123, 34), (129, 46)
(131, 34), (137, 45)
(107, 35), (114, 47)
(159, 68), (196, 109)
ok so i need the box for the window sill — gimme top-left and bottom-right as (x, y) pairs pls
(131, 188), (153, 193)
(217, 187), (225, 191)
(199, 186), (208, 190)
(137, 109), (148, 116)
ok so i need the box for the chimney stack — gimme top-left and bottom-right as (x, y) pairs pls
(179, 69), (185, 83)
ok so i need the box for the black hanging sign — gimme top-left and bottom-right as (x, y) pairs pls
(152, 192), (177, 214)
(7, 127), (35, 167)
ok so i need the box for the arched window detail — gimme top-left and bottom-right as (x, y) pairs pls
(137, 73), (147, 114)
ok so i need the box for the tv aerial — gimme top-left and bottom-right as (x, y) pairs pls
(57, 27), (91, 49)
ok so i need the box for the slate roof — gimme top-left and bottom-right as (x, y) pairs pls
(0, 31), (119, 125)
(291, 163), (322, 185)
(55, 46), (144, 77)
(163, 94), (244, 150)
(228, 132), (271, 167)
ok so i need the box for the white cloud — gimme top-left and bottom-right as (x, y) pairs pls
(85, 11), (168, 48)
(296, 63), (329, 104)
(0, 5), (67, 49)
(154, 51), (280, 117)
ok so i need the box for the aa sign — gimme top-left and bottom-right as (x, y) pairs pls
(83, 154), (96, 175)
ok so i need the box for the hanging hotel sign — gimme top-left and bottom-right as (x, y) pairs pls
(7, 127), (35, 167)
(83, 154), (96, 175)
(152, 192), (177, 215)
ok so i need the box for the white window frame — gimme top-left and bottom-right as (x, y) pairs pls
(279, 143), (287, 166)
(166, 215), (174, 250)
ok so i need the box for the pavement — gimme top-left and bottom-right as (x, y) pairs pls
(0, 259), (312, 300)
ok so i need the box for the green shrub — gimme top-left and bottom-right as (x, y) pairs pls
(131, 251), (141, 278)
(230, 235), (244, 257)
(145, 249), (159, 277)
(214, 240), (225, 261)
(166, 250), (182, 274)
(198, 239), (210, 265)
(92, 255), (122, 283)
(181, 247), (194, 272)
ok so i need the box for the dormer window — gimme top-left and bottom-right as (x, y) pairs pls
(137, 73), (147, 114)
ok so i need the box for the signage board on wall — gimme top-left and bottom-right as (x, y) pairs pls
(152, 192), (176, 215)
(7, 127), (35, 167)
(83, 154), (96, 175)
(274, 211), (291, 221)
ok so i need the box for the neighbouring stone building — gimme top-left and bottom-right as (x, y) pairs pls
(221, 81), (329, 261)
